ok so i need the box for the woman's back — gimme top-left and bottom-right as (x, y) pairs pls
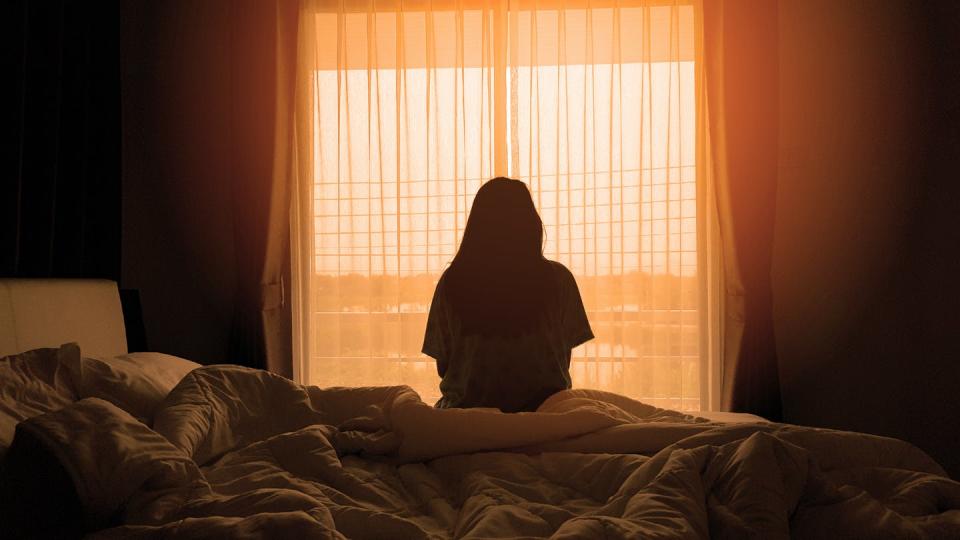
(423, 260), (592, 412)
(421, 178), (592, 412)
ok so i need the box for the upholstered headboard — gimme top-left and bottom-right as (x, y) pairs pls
(0, 279), (128, 358)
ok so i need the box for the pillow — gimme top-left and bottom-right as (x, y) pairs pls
(71, 352), (201, 423)
(0, 343), (81, 459)
(0, 414), (85, 538)
(0, 398), (202, 536)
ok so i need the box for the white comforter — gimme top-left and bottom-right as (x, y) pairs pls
(15, 366), (960, 539)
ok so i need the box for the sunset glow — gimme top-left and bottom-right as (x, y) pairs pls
(303, 5), (699, 409)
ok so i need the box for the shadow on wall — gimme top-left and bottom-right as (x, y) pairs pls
(773, 0), (960, 478)
(121, 0), (237, 364)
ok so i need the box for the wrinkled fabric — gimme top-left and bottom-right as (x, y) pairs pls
(0, 343), (81, 458)
(20, 366), (960, 539)
(13, 398), (202, 531)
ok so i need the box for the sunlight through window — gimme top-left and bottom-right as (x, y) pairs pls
(301, 2), (700, 410)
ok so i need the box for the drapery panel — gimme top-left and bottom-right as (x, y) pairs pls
(3, 0), (120, 281)
(227, 0), (298, 377)
(701, 0), (782, 420)
(292, 0), (708, 409)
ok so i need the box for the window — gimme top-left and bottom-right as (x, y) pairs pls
(293, 0), (710, 410)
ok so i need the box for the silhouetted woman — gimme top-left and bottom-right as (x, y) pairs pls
(422, 177), (593, 412)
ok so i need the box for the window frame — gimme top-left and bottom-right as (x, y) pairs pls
(291, 0), (719, 410)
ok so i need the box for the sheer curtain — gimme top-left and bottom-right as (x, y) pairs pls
(292, 0), (708, 410)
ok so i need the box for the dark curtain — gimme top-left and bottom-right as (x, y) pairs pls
(1, 1), (120, 280)
(702, 0), (783, 420)
(227, 0), (298, 378)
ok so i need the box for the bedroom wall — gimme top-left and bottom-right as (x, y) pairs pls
(120, 1), (237, 364)
(117, 0), (960, 476)
(774, 0), (960, 478)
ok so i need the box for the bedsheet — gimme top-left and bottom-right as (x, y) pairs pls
(13, 365), (960, 539)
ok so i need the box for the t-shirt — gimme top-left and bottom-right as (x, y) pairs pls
(421, 260), (593, 412)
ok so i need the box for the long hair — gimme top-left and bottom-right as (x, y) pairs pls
(443, 178), (557, 336)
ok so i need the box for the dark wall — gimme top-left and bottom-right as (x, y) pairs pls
(1, 1), (120, 280)
(120, 1), (237, 364)
(775, 0), (960, 478)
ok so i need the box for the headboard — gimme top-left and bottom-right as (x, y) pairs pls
(0, 279), (128, 358)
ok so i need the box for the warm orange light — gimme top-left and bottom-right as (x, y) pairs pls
(303, 3), (698, 409)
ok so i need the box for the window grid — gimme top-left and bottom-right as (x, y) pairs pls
(307, 8), (698, 408)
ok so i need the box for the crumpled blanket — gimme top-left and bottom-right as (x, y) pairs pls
(11, 365), (960, 539)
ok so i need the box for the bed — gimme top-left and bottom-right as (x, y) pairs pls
(1, 279), (958, 539)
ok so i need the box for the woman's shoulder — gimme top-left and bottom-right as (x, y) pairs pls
(434, 268), (452, 293)
(544, 259), (576, 283)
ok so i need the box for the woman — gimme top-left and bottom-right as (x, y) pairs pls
(422, 177), (593, 412)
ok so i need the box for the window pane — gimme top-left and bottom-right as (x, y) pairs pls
(305, 3), (698, 410)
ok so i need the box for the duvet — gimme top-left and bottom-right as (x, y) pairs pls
(9, 365), (960, 539)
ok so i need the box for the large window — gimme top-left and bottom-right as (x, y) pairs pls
(294, 0), (708, 410)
